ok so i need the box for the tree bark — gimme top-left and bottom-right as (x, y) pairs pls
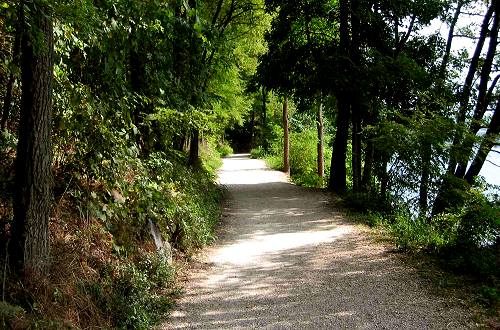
(262, 87), (269, 151)
(188, 129), (200, 166)
(10, 2), (53, 274)
(419, 141), (431, 216)
(362, 139), (374, 190)
(351, 106), (362, 192)
(329, 0), (350, 193)
(316, 100), (325, 177)
(283, 96), (290, 175)
(329, 96), (350, 193)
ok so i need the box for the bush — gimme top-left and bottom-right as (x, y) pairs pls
(389, 212), (457, 252)
(250, 146), (266, 159)
(217, 142), (233, 157)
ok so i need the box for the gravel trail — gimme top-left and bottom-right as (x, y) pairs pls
(160, 154), (478, 329)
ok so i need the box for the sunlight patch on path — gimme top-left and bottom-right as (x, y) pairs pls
(217, 155), (288, 185)
(212, 226), (354, 266)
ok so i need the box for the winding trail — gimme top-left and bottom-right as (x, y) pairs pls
(160, 154), (477, 329)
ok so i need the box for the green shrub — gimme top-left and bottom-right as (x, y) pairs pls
(84, 253), (175, 330)
(217, 142), (233, 157)
(250, 146), (266, 159)
(389, 212), (457, 252)
(344, 191), (392, 214)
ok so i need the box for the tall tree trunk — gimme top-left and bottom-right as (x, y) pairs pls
(455, 8), (499, 178)
(329, 0), (350, 193)
(350, 0), (362, 192)
(262, 87), (268, 151)
(379, 154), (389, 200)
(447, 1), (495, 173)
(439, 0), (464, 77)
(316, 100), (325, 177)
(351, 106), (362, 192)
(282, 96), (290, 175)
(464, 98), (500, 184)
(10, 2), (53, 274)
(362, 139), (374, 190)
(329, 97), (350, 193)
(250, 107), (255, 149)
(419, 141), (431, 216)
(433, 2), (496, 215)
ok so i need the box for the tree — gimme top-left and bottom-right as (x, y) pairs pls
(283, 96), (290, 174)
(9, 0), (53, 274)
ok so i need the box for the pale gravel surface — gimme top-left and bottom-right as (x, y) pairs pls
(159, 154), (478, 329)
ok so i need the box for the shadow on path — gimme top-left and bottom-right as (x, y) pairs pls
(160, 154), (475, 329)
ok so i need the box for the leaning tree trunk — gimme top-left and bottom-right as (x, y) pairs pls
(10, 2), (53, 274)
(455, 7), (499, 178)
(446, 1), (494, 173)
(283, 96), (290, 175)
(464, 97), (500, 184)
(316, 100), (325, 177)
(433, 2), (495, 215)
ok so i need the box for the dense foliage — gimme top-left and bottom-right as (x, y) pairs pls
(0, 0), (267, 327)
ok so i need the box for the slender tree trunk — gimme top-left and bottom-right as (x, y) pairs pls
(362, 139), (374, 190)
(419, 141), (431, 216)
(465, 98), (500, 184)
(329, 0), (350, 193)
(316, 100), (325, 177)
(283, 96), (290, 175)
(455, 8), (499, 178)
(250, 107), (255, 149)
(10, 2), (53, 274)
(351, 106), (362, 192)
(447, 1), (495, 173)
(433, 2), (495, 215)
(329, 97), (350, 193)
(262, 87), (268, 151)
(379, 155), (389, 200)
(188, 129), (199, 166)
(439, 0), (464, 77)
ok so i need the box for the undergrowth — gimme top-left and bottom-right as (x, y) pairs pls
(251, 126), (331, 188)
(0, 141), (224, 329)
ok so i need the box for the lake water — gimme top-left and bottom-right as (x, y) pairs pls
(481, 146), (500, 189)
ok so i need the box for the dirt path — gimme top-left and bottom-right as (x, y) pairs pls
(160, 154), (478, 329)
